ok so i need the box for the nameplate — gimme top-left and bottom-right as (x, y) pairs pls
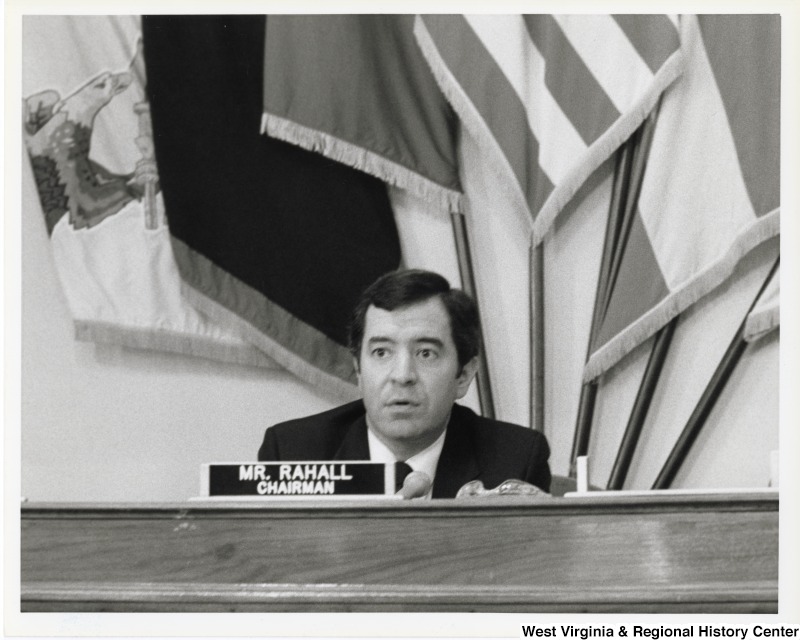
(200, 462), (398, 499)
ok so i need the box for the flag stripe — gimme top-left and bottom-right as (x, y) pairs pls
(464, 15), (587, 190)
(417, 13), (682, 244)
(421, 15), (553, 216)
(523, 15), (620, 146)
(612, 14), (681, 74)
(698, 14), (780, 217)
(553, 15), (657, 113)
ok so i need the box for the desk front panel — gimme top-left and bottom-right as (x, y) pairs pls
(21, 493), (778, 612)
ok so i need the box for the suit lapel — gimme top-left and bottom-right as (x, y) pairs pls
(432, 406), (481, 498)
(332, 415), (370, 461)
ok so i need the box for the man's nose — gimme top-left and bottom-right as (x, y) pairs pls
(391, 351), (417, 384)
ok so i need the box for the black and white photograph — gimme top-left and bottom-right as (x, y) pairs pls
(5, 2), (799, 637)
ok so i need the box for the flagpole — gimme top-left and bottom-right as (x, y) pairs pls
(569, 107), (661, 477)
(606, 317), (678, 489)
(451, 211), (495, 419)
(591, 100), (687, 489)
(652, 257), (780, 489)
(529, 240), (545, 432)
(569, 127), (638, 476)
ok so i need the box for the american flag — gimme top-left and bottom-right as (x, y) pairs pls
(414, 15), (683, 242)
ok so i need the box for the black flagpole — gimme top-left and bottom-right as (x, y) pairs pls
(529, 241), (545, 431)
(451, 211), (495, 419)
(606, 317), (678, 489)
(569, 105), (661, 478)
(652, 257), (780, 489)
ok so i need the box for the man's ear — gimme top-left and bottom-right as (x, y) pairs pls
(353, 357), (361, 378)
(455, 356), (479, 399)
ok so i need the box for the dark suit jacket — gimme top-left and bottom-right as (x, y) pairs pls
(258, 400), (551, 498)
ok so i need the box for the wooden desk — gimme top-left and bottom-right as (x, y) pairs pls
(21, 491), (778, 612)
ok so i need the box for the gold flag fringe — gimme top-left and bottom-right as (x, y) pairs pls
(181, 282), (361, 401)
(74, 320), (280, 369)
(744, 303), (780, 343)
(583, 209), (780, 382)
(261, 112), (462, 215)
(531, 51), (683, 245)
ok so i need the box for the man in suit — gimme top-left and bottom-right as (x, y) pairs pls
(258, 269), (551, 498)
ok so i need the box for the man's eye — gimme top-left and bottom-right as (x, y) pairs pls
(417, 349), (437, 359)
(372, 348), (389, 358)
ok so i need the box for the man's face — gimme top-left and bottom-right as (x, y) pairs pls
(356, 297), (478, 457)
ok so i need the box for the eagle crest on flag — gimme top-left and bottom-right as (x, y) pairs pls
(23, 70), (151, 234)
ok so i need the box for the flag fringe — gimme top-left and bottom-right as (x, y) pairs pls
(261, 112), (462, 215)
(414, 17), (685, 245)
(743, 304), (780, 343)
(532, 50), (684, 245)
(583, 209), (780, 382)
(171, 237), (360, 400)
(413, 16), (532, 233)
(181, 282), (360, 401)
(74, 320), (279, 369)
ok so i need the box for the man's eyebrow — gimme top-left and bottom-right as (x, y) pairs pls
(414, 337), (445, 348)
(365, 337), (445, 347)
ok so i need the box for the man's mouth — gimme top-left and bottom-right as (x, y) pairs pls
(386, 399), (419, 408)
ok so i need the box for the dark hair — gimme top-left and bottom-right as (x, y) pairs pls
(348, 269), (481, 371)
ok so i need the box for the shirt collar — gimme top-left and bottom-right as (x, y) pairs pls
(366, 427), (448, 499)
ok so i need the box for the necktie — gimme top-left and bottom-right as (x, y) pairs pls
(395, 461), (413, 492)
